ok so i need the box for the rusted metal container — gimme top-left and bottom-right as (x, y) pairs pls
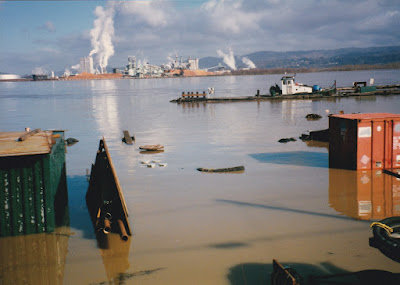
(329, 113), (400, 170)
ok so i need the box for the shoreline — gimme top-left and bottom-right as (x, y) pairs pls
(2, 63), (400, 83)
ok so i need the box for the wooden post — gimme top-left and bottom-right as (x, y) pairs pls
(122, 130), (133, 145)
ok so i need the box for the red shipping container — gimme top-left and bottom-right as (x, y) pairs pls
(329, 113), (400, 170)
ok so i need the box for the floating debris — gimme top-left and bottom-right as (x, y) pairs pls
(66, 137), (79, 146)
(305, 113), (322, 119)
(122, 130), (135, 145)
(299, 129), (329, 142)
(278, 138), (296, 143)
(197, 166), (245, 173)
(139, 144), (164, 151)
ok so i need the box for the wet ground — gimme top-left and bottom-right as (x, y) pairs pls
(1, 71), (400, 284)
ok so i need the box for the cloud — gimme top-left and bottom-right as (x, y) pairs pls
(201, 0), (262, 34)
(3, 0), (400, 75)
(38, 21), (56, 32)
(117, 1), (169, 28)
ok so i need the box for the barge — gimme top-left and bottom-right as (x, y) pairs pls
(170, 75), (400, 103)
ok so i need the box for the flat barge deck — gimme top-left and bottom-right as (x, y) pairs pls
(170, 85), (400, 103)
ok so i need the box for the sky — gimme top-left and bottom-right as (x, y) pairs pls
(0, 0), (399, 75)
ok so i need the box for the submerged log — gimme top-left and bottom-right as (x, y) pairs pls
(197, 166), (245, 173)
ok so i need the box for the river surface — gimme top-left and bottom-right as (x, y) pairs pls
(1, 70), (400, 284)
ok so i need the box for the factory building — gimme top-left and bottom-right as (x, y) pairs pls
(169, 55), (199, 71)
(79, 57), (94, 74)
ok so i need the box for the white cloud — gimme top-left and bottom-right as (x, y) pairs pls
(118, 1), (169, 28)
(38, 21), (56, 32)
(201, 0), (262, 34)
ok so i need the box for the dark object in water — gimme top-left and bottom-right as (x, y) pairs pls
(305, 113), (322, 119)
(278, 138), (296, 143)
(86, 138), (132, 241)
(271, 259), (303, 285)
(370, 217), (400, 263)
(122, 130), (135, 145)
(383, 169), (400, 178)
(66, 137), (79, 146)
(197, 166), (245, 173)
(300, 129), (329, 142)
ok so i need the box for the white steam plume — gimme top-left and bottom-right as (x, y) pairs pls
(242, 57), (256, 69)
(89, 4), (115, 73)
(32, 67), (48, 75)
(217, 48), (236, 70)
(71, 64), (80, 70)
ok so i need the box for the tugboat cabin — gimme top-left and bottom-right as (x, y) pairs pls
(281, 75), (313, 95)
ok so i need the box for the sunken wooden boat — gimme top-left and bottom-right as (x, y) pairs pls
(86, 138), (132, 241)
(139, 144), (164, 151)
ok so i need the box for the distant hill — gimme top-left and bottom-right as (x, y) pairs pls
(199, 46), (400, 70)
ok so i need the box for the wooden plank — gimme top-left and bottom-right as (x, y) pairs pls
(102, 138), (130, 221)
(18, 128), (41, 141)
(0, 131), (52, 157)
(122, 130), (133, 145)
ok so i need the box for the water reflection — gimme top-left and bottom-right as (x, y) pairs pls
(96, 233), (131, 282)
(329, 169), (400, 220)
(0, 227), (71, 285)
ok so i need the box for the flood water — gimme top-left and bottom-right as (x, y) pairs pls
(1, 70), (400, 284)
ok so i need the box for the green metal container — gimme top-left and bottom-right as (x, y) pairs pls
(358, 86), (377, 93)
(0, 131), (68, 237)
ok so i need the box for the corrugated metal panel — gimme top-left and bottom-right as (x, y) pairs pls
(0, 131), (67, 237)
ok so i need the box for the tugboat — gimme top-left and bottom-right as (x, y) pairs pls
(269, 75), (336, 96)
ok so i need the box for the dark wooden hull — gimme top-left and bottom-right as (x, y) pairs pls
(86, 138), (132, 240)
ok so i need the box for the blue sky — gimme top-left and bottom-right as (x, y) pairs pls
(1, 0), (399, 75)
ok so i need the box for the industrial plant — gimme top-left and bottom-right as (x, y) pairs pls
(58, 54), (219, 80)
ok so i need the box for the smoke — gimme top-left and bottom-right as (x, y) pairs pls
(242, 57), (256, 69)
(32, 67), (48, 75)
(217, 48), (236, 70)
(71, 64), (80, 70)
(89, 4), (116, 73)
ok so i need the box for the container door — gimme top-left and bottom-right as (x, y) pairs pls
(391, 120), (400, 169)
(371, 121), (385, 169)
(357, 121), (373, 170)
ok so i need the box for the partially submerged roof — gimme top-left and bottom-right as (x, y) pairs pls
(0, 131), (55, 157)
(330, 113), (400, 120)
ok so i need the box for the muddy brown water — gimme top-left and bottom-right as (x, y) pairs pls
(1, 71), (400, 284)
